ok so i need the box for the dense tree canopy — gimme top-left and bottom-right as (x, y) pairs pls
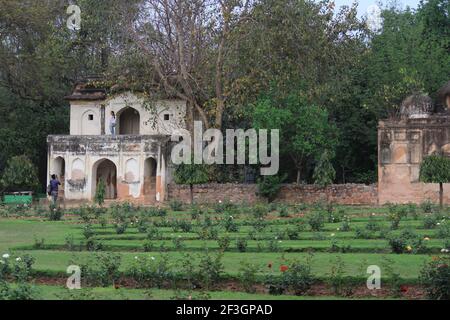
(0, 0), (448, 190)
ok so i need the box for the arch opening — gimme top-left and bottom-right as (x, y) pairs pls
(52, 157), (65, 197)
(144, 157), (157, 197)
(118, 107), (140, 135)
(92, 159), (117, 200)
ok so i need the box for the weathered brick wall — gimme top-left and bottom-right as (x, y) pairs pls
(167, 183), (378, 205)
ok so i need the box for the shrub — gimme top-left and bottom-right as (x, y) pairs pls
(115, 223), (128, 235)
(0, 155), (39, 192)
(214, 200), (238, 214)
(340, 216), (351, 232)
(421, 200), (435, 214)
(278, 205), (289, 218)
(239, 262), (260, 293)
(387, 205), (408, 230)
(307, 211), (325, 231)
(217, 235), (231, 251)
(327, 209), (342, 223)
(406, 203), (419, 219)
(355, 227), (376, 239)
(419, 256), (450, 300)
(136, 220), (149, 233)
(190, 205), (205, 219)
(82, 224), (95, 240)
(436, 221), (450, 238)
(144, 207), (167, 217)
(143, 241), (154, 252)
(48, 204), (63, 221)
(286, 228), (300, 240)
(65, 234), (76, 251)
(423, 214), (438, 229)
(94, 178), (106, 207)
(146, 226), (163, 240)
(282, 259), (315, 295)
(381, 256), (403, 297)
(236, 238), (248, 252)
(365, 216), (381, 231)
(0, 282), (37, 300)
(169, 200), (184, 211)
(79, 253), (122, 287)
(128, 255), (173, 288)
(172, 236), (185, 250)
(328, 256), (358, 296)
(257, 175), (285, 202)
(33, 237), (45, 249)
(252, 204), (269, 219)
(197, 251), (224, 290)
(387, 229), (427, 254)
(222, 215), (239, 232)
(267, 239), (280, 252)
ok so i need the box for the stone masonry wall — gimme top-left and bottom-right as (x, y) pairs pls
(167, 183), (378, 205)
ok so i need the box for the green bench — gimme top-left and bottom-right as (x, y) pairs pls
(2, 192), (33, 205)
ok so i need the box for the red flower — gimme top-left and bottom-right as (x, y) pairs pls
(400, 285), (408, 293)
(280, 265), (289, 272)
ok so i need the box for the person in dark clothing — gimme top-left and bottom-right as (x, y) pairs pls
(49, 174), (61, 204)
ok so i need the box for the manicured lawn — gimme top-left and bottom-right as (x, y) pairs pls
(0, 203), (448, 299)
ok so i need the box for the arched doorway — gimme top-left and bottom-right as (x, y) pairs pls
(144, 158), (157, 198)
(118, 107), (140, 134)
(52, 157), (65, 198)
(92, 159), (117, 200)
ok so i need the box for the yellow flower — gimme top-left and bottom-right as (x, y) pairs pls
(424, 237), (430, 241)
(406, 245), (412, 251)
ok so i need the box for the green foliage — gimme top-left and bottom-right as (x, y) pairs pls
(169, 200), (184, 212)
(78, 253), (122, 287)
(313, 151), (336, 187)
(0, 156), (39, 192)
(94, 179), (106, 207)
(128, 255), (173, 288)
(282, 259), (315, 296)
(387, 229), (427, 254)
(238, 262), (260, 293)
(420, 155), (450, 208)
(197, 250), (224, 290)
(307, 211), (325, 231)
(236, 238), (248, 252)
(420, 155), (450, 184)
(253, 94), (338, 183)
(173, 159), (209, 203)
(48, 204), (63, 221)
(328, 256), (359, 296)
(257, 174), (285, 202)
(420, 256), (450, 300)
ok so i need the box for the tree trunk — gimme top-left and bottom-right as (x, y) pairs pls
(296, 170), (301, 184)
(439, 182), (443, 209)
(190, 184), (194, 205)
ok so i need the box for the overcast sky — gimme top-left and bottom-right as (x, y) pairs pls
(332, 0), (422, 17)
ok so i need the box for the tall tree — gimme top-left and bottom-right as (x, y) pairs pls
(253, 93), (338, 184)
(419, 154), (450, 209)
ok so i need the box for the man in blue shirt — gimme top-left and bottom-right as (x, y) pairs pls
(49, 174), (61, 204)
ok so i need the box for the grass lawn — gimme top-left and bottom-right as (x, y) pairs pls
(0, 203), (448, 299)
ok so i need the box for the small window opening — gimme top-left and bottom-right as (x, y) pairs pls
(88, 114), (94, 121)
(164, 114), (170, 121)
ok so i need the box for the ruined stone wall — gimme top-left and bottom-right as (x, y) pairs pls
(378, 115), (450, 204)
(167, 183), (378, 205)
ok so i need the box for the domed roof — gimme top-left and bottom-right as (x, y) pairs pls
(400, 94), (433, 118)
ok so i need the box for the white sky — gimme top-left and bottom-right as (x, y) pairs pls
(332, 0), (421, 17)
